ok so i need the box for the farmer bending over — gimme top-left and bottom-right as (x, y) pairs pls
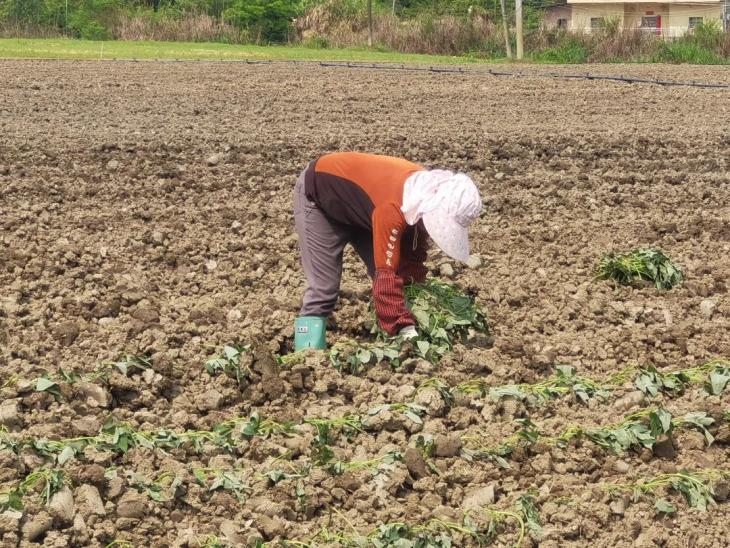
(293, 152), (482, 350)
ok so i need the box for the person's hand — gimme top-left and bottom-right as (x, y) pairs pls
(399, 325), (418, 340)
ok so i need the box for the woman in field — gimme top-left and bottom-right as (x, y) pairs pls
(293, 152), (482, 350)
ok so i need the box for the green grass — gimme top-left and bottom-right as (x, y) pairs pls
(651, 41), (727, 64)
(0, 37), (498, 64)
(531, 40), (588, 64)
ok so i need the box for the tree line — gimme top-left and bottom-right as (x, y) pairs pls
(0, 0), (541, 43)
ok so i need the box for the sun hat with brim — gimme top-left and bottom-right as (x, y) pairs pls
(421, 173), (482, 263)
(423, 210), (470, 262)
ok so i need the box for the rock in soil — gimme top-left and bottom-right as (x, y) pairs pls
(49, 487), (75, 525)
(652, 438), (677, 459)
(433, 434), (462, 457)
(220, 519), (247, 545)
(195, 388), (224, 411)
(75, 485), (106, 516)
(0, 510), (21, 534)
(714, 423), (730, 444)
(403, 447), (429, 479)
(256, 515), (287, 540)
(439, 263), (455, 277)
(613, 460), (631, 474)
(206, 152), (226, 166)
(115, 491), (147, 519)
(463, 484), (495, 510)
(52, 322), (79, 346)
(699, 299), (717, 318)
(712, 480), (729, 502)
(609, 495), (630, 516)
(413, 388), (447, 417)
(614, 391), (646, 412)
(466, 255), (483, 269)
(78, 382), (111, 408)
(22, 512), (52, 542)
(0, 400), (20, 427)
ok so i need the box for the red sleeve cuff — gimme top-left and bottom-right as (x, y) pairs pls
(373, 269), (416, 335)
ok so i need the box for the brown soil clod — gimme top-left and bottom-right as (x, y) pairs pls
(404, 447), (429, 480)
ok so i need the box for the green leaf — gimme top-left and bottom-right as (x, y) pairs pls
(147, 488), (166, 502)
(708, 370), (730, 395)
(670, 474), (713, 511)
(58, 446), (75, 465)
(242, 415), (261, 437)
(404, 410), (423, 425)
(135, 434), (154, 450)
(58, 369), (79, 384)
(635, 373), (659, 396)
(489, 385), (526, 402)
(650, 409), (673, 436)
(682, 412), (714, 427)
(35, 377), (58, 393)
(516, 493), (543, 539)
(209, 476), (224, 492)
(654, 499), (676, 514)
(265, 470), (285, 483)
(555, 365), (576, 378)
(412, 308), (432, 328)
(574, 388), (589, 403)
(223, 346), (239, 360)
(416, 340), (431, 356)
(433, 327), (450, 341)
(368, 405), (390, 416)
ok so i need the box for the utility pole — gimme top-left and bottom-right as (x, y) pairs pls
(368, 0), (373, 47)
(499, 0), (512, 59)
(515, 0), (524, 59)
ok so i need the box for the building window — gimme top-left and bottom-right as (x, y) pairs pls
(689, 16), (703, 29)
(590, 17), (603, 30)
(557, 18), (568, 29)
(641, 16), (658, 29)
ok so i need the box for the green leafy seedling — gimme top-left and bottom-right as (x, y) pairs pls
(35, 375), (62, 400)
(516, 493), (543, 539)
(113, 354), (151, 376)
(596, 248), (683, 290)
(194, 468), (250, 501)
(205, 345), (251, 386)
(635, 366), (690, 396)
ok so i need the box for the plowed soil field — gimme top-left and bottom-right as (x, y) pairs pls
(1, 60), (729, 548)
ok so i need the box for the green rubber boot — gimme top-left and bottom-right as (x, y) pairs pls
(294, 316), (327, 351)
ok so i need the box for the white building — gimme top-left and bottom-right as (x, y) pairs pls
(545, 0), (729, 37)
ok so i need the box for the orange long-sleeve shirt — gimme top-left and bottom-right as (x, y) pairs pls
(304, 152), (429, 334)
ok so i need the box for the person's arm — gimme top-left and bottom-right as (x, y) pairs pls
(371, 203), (417, 336)
(397, 222), (429, 285)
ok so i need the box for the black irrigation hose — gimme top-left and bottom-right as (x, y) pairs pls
(5, 57), (729, 89)
(317, 61), (730, 89)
